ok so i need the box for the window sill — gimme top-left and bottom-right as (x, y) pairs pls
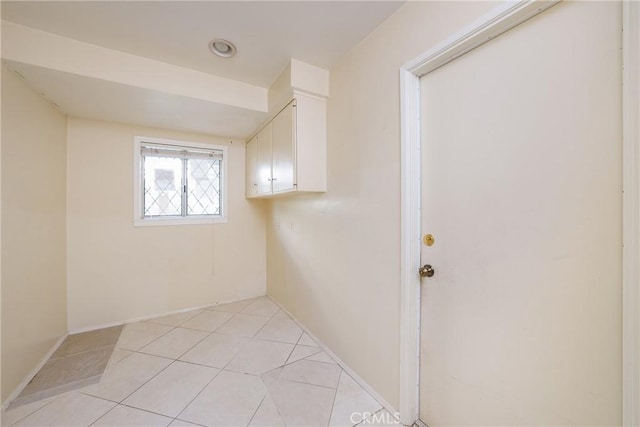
(134, 216), (228, 227)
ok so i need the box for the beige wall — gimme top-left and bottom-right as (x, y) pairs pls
(1, 64), (68, 401)
(66, 118), (266, 331)
(1, 10), (4, 404)
(267, 1), (497, 409)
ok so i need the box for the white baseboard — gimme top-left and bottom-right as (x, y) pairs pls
(1, 333), (68, 412)
(266, 295), (401, 424)
(68, 294), (264, 334)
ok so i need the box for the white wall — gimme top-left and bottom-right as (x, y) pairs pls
(66, 118), (266, 331)
(267, 1), (497, 409)
(1, 64), (68, 401)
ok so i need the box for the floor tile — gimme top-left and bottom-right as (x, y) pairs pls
(18, 346), (112, 400)
(179, 332), (248, 368)
(241, 298), (279, 317)
(208, 299), (254, 313)
(249, 394), (284, 427)
(179, 370), (267, 427)
(139, 328), (209, 359)
(82, 352), (172, 402)
(297, 333), (318, 347)
(285, 345), (322, 365)
(14, 392), (115, 426)
(306, 350), (337, 364)
(261, 369), (336, 427)
(93, 404), (173, 426)
(147, 310), (202, 327)
(225, 339), (294, 375)
(117, 322), (173, 351)
(279, 359), (342, 388)
(215, 314), (270, 337)
(255, 316), (302, 344)
(329, 372), (382, 426)
(123, 361), (219, 417)
(51, 326), (122, 359)
(1, 397), (54, 426)
(3, 298), (387, 427)
(180, 310), (234, 331)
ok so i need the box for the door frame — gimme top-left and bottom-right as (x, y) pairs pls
(398, 1), (640, 425)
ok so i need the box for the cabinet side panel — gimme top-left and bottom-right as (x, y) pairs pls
(295, 95), (327, 192)
(245, 137), (258, 198)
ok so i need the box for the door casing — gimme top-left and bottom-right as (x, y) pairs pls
(397, 1), (640, 425)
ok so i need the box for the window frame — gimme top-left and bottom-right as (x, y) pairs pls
(133, 136), (228, 226)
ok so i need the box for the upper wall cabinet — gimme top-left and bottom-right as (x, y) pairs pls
(245, 93), (327, 198)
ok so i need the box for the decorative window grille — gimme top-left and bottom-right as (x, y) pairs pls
(139, 142), (224, 220)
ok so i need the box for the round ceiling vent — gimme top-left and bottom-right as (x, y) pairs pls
(209, 39), (237, 58)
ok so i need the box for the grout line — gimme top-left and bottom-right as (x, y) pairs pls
(3, 399), (56, 426)
(290, 347), (324, 364)
(246, 309), (280, 338)
(246, 394), (267, 426)
(302, 356), (338, 366)
(87, 400), (119, 427)
(110, 348), (136, 366)
(328, 370), (342, 425)
(117, 359), (178, 405)
(208, 310), (241, 334)
(172, 367), (224, 423)
(129, 324), (179, 354)
(118, 402), (180, 420)
(79, 392), (120, 405)
(282, 329), (306, 365)
(173, 333), (214, 362)
(263, 376), (338, 391)
(87, 401), (117, 427)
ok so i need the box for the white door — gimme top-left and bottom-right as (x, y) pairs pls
(419, 2), (622, 425)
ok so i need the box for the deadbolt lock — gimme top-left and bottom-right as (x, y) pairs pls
(423, 234), (435, 246)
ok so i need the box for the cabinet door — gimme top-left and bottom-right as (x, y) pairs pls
(245, 136), (258, 198)
(271, 101), (295, 193)
(256, 123), (273, 195)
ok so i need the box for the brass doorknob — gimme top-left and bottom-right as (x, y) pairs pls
(419, 264), (435, 278)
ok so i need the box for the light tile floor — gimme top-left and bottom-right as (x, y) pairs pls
(2, 297), (401, 427)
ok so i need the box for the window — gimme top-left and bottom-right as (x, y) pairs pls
(134, 137), (227, 225)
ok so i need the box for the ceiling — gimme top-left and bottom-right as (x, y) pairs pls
(1, 1), (404, 88)
(6, 60), (267, 137)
